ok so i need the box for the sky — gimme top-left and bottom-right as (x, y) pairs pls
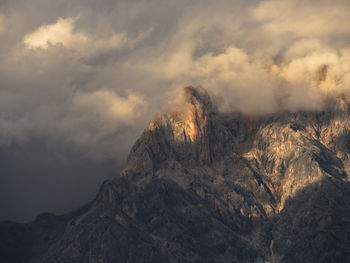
(0, 0), (349, 222)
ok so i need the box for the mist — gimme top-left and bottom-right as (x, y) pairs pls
(0, 0), (349, 222)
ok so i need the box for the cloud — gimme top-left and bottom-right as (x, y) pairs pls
(120, 1), (350, 114)
(140, 44), (283, 114)
(252, 0), (350, 38)
(0, 14), (5, 36)
(23, 17), (87, 49)
(0, 88), (148, 160)
(1, 0), (350, 221)
(2, 0), (350, 153)
(23, 16), (152, 56)
(63, 90), (148, 147)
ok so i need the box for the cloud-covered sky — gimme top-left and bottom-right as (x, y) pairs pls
(1, 0), (349, 221)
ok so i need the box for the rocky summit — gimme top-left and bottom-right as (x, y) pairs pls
(1, 87), (350, 263)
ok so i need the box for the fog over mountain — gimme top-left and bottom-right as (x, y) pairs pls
(0, 0), (350, 221)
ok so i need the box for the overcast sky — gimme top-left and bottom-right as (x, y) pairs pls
(0, 0), (349, 222)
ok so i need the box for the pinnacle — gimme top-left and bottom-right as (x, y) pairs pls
(183, 86), (216, 114)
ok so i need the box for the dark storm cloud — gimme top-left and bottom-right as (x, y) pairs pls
(1, 0), (350, 221)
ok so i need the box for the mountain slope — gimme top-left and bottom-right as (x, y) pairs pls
(1, 87), (350, 263)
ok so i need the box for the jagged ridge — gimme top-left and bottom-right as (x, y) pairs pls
(1, 87), (350, 263)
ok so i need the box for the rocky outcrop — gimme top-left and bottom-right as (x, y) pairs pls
(1, 87), (350, 263)
(126, 86), (232, 170)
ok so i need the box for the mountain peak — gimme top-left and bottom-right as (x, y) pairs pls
(146, 86), (216, 144)
(2, 86), (350, 263)
(183, 86), (216, 114)
(126, 87), (228, 172)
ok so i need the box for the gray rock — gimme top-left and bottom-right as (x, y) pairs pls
(1, 87), (350, 263)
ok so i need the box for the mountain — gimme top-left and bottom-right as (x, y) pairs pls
(1, 87), (350, 263)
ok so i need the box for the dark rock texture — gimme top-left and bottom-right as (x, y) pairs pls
(1, 87), (350, 262)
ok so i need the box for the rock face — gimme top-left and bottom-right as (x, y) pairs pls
(1, 87), (350, 263)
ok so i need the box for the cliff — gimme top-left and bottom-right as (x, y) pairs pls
(1, 87), (350, 263)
